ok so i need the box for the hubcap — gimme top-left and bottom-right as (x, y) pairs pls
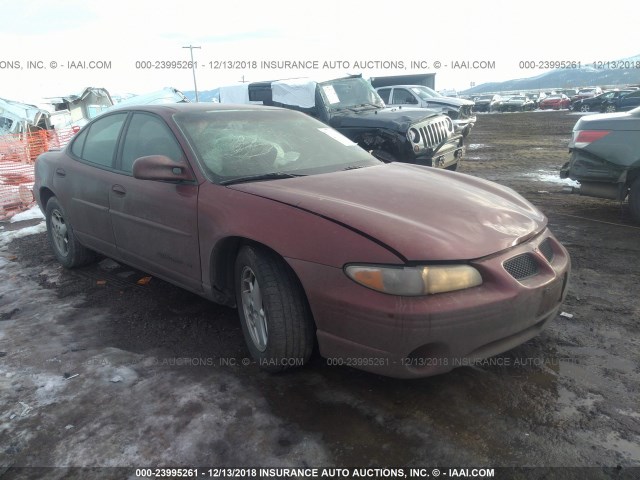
(240, 266), (268, 352)
(50, 210), (69, 257)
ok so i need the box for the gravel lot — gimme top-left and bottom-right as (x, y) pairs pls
(1, 111), (639, 480)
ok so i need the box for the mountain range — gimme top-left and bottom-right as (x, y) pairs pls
(460, 54), (640, 94)
(183, 54), (640, 100)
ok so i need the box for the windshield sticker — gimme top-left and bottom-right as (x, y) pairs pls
(322, 85), (340, 104)
(318, 128), (357, 146)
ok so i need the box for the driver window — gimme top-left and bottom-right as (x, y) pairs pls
(120, 113), (184, 173)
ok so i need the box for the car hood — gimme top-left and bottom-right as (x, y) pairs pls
(329, 107), (440, 132)
(427, 98), (475, 108)
(228, 164), (547, 261)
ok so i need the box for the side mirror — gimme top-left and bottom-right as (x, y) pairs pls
(132, 155), (195, 182)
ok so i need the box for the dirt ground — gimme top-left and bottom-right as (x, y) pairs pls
(1, 111), (639, 480)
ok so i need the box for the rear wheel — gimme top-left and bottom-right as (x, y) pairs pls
(45, 197), (96, 268)
(629, 178), (640, 223)
(235, 245), (315, 372)
(605, 104), (617, 113)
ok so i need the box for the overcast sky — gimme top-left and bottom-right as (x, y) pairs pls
(1, 0), (638, 103)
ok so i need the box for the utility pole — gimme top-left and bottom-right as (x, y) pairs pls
(183, 45), (201, 102)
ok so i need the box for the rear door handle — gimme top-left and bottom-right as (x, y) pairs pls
(55, 168), (66, 177)
(112, 184), (126, 196)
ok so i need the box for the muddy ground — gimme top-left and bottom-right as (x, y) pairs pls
(1, 111), (639, 480)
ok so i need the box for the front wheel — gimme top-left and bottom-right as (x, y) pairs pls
(580, 104), (590, 112)
(605, 104), (616, 113)
(235, 245), (315, 372)
(45, 197), (96, 268)
(629, 178), (640, 223)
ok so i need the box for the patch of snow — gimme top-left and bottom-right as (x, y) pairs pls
(0, 221), (46, 249)
(523, 170), (579, 186)
(10, 205), (44, 223)
(467, 144), (486, 150)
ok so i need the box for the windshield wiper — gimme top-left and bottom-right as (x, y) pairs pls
(220, 172), (306, 186)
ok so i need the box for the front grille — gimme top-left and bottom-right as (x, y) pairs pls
(539, 238), (555, 262)
(417, 117), (450, 148)
(503, 253), (539, 280)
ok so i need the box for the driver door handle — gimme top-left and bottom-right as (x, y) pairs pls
(112, 184), (126, 196)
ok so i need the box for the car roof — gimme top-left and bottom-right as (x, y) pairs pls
(106, 102), (283, 116)
(376, 85), (437, 90)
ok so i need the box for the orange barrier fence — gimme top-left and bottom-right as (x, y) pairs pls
(0, 127), (77, 220)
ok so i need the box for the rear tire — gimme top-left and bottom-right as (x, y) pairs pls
(234, 245), (315, 372)
(629, 178), (640, 223)
(45, 197), (96, 268)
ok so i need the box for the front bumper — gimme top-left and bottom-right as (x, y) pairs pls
(288, 228), (570, 379)
(413, 135), (465, 169)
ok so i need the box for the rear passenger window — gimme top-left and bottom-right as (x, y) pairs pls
(72, 113), (127, 168)
(120, 113), (184, 173)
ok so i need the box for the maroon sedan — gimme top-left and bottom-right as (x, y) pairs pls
(539, 94), (571, 110)
(34, 104), (570, 378)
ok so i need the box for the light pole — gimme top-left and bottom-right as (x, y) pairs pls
(183, 45), (201, 102)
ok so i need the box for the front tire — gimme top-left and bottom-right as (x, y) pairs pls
(235, 245), (315, 372)
(580, 104), (590, 112)
(45, 197), (95, 268)
(605, 104), (616, 113)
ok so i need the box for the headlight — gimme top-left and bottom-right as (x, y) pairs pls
(445, 116), (454, 132)
(344, 264), (482, 296)
(407, 128), (421, 143)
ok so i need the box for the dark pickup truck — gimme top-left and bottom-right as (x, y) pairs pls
(218, 75), (464, 170)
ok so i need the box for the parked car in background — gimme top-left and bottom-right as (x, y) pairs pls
(539, 94), (571, 110)
(559, 89), (578, 99)
(600, 90), (640, 113)
(570, 87), (603, 103)
(571, 90), (634, 112)
(34, 103), (571, 378)
(497, 95), (535, 112)
(473, 94), (502, 112)
(376, 85), (476, 137)
(526, 93), (544, 109)
(560, 106), (640, 221)
(217, 75), (464, 170)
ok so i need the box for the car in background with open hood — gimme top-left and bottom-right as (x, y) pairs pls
(375, 85), (476, 137)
